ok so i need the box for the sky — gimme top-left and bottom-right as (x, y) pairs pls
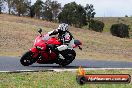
(32, 0), (132, 17)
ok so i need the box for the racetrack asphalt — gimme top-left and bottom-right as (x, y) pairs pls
(0, 56), (132, 72)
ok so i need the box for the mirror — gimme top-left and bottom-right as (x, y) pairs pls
(37, 28), (43, 36)
(38, 28), (42, 34)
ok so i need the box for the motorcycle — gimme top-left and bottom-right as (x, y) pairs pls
(20, 28), (82, 67)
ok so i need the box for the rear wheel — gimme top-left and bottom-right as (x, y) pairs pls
(58, 49), (76, 67)
(20, 51), (37, 66)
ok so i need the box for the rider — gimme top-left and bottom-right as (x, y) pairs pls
(47, 23), (75, 58)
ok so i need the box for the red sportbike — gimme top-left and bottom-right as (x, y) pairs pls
(20, 29), (82, 67)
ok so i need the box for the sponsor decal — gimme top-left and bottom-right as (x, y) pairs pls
(76, 66), (131, 85)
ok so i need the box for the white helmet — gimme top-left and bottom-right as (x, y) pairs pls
(57, 23), (69, 32)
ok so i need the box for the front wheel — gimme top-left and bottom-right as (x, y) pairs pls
(20, 51), (37, 66)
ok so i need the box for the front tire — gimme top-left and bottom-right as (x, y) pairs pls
(20, 51), (36, 66)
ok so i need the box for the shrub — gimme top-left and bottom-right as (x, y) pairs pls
(110, 23), (129, 38)
(89, 20), (104, 32)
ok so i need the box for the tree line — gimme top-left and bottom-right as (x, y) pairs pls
(0, 0), (96, 28)
(0, 0), (130, 38)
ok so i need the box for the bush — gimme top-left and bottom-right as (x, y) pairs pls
(89, 20), (104, 32)
(110, 23), (129, 38)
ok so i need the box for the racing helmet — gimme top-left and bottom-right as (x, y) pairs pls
(57, 23), (69, 32)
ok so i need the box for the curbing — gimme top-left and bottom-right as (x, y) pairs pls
(0, 68), (132, 73)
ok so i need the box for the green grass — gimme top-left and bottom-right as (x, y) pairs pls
(0, 70), (132, 88)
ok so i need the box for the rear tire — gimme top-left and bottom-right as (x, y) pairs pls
(58, 49), (76, 67)
(20, 51), (37, 66)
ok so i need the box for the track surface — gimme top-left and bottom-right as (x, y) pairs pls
(0, 56), (132, 72)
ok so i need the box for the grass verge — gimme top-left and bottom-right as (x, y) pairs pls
(0, 70), (132, 88)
